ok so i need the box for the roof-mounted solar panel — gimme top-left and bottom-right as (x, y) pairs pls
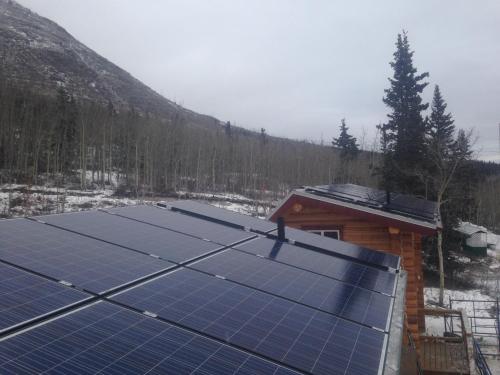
(189, 250), (393, 331)
(112, 268), (387, 375)
(168, 200), (277, 234)
(0, 263), (91, 334)
(0, 302), (299, 375)
(304, 184), (438, 223)
(107, 205), (255, 246)
(0, 219), (174, 294)
(269, 226), (400, 270)
(234, 237), (397, 295)
(37, 210), (225, 264)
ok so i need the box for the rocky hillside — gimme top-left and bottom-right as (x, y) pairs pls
(0, 0), (217, 127)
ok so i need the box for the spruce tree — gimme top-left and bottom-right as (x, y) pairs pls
(428, 85), (455, 154)
(380, 31), (429, 194)
(332, 118), (359, 160)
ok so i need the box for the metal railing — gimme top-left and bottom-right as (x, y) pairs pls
(474, 338), (493, 375)
(407, 330), (423, 375)
(449, 297), (500, 355)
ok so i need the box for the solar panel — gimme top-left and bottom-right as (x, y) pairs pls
(189, 250), (392, 331)
(0, 219), (174, 294)
(169, 200), (277, 234)
(0, 263), (90, 334)
(388, 194), (437, 221)
(107, 205), (255, 246)
(234, 237), (397, 295)
(112, 268), (387, 375)
(38, 211), (223, 264)
(0, 302), (299, 375)
(272, 226), (400, 269)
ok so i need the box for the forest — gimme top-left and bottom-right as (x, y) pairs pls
(0, 33), (499, 241)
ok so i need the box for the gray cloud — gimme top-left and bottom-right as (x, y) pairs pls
(18, 0), (500, 160)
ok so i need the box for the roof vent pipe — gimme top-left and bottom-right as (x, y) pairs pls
(386, 190), (391, 205)
(277, 217), (285, 241)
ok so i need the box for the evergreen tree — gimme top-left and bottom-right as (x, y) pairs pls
(332, 118), (359, 160)
(427, 85), (455, 154)
(379, 31), (429, 194)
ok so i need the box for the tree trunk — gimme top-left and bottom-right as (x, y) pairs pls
(436, 195), (445, 306)
(437, 229), (445, 306)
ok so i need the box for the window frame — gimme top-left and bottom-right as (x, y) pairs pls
(306, 229), (341, 240)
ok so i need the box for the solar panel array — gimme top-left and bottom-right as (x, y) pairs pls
(305, 184), (438, 223)
(0, 203), (401, 374)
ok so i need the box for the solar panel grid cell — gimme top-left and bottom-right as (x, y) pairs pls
(0, 219), (174, 294)
(38, 211), (223, 264)
(235, 237), (396, 295)
(107, 205), (255, 247)
(111, 268), (385, 375)
(0, 302), (299, 375)
(0, 263), (90, 333)
(189, 250), (391, 331)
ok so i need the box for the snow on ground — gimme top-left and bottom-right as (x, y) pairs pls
(0, 184), (142, 217)
(0, 184), (272, 219)
(209, 200), (269, 218)
(176, 191), (253, 203)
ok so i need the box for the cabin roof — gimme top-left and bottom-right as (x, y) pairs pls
(455, 221), (487, 236)
(270, 183), (442, 233)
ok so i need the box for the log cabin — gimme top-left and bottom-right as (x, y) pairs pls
(269, 183), (442, 346)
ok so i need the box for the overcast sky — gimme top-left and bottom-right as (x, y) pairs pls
(18, 0), (500, 161)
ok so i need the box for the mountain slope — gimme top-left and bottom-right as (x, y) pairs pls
(0, 0), (216, 126)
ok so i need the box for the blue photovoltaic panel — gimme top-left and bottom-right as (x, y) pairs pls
(235, 237), (396, 295)
(39, 211), (223, 263)
(169, 200), (277, 234)
(0, 302), (299, 375)
(0, 263), (90, 333)
(189, 250), (392, 331)
(272, 226), (400, 269)
(307, 184), (437, 222)
(0, 219), (174, 294)
(112, 268), (386, 375)
(108, 205), (255, 246)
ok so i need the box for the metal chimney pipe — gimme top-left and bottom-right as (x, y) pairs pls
(277, 217), (285, 241)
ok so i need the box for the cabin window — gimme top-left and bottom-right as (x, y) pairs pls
(308, 229), (340, 240)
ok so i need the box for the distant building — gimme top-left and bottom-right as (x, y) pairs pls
(455, 222), (488, 256)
